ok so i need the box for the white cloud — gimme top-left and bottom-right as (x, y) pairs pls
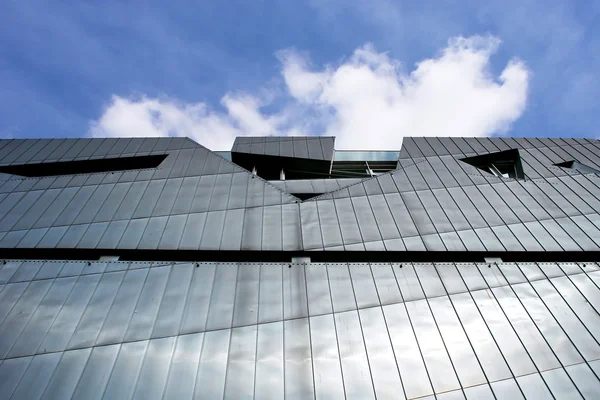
(90, 35), (529, 150)
(277, 50), (330, 103)
(89, 94), (277, 150)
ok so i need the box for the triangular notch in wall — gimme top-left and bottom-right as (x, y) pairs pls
(290, 193), (324, 201)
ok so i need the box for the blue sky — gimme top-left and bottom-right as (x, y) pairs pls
(1, 0), (599, 149)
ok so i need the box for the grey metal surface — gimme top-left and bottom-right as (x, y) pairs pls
(3, 136), (600, 397)
(0, 260), (600, 398)
(1, 137), (600, 252)
(232, 136), (335, 161)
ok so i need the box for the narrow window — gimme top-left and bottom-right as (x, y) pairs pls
(0, 154), (168, 177)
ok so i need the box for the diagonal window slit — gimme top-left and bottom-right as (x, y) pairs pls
(0, 154), (168, 177)
(554, 160), (600, 175)
(460, 149), (525, 180)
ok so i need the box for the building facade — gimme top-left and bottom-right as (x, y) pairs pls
(1, 136), (600, 398)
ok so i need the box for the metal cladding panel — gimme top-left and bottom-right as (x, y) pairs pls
(232, 135), (335, 162)
(1, 260), (600, 398)
(4, 135), (598, 398)
(3, 136), (599, 251)
(0, 137), (600, 399)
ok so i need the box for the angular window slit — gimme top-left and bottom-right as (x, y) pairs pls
(460, 149), (525, 180)
(0, 154), (168, 177)
(554, 160), (600, 175)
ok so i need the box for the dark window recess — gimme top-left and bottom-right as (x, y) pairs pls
(3, 247), (600, 264)
(460, 149), (525, 180)
(554, 160), (600, 175)
(290, 193), (324, 201)
(330, 160), (397, 178)
(0, 154), (168, 177)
